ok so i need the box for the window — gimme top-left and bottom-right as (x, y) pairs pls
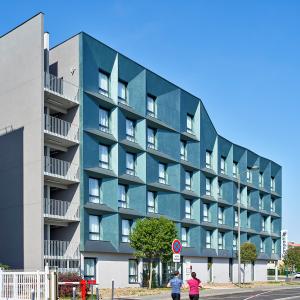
(185, 171), (192, 190)
(260, 238), (265, 253)
(247, 192), (251, 207)
(126, 153), (135, 176)
(259, 172), (264, 188)
(147, 95), (156, 117)
(147, 191), (157, 213)
(118, 185), (127, 208)
(182, 227), (189, 247)
(126, 119), (135, 142)
(147, 128), (156, 149)
(99, 107), (109, 133)
(218, 181), (222, 198)
(158, 163), (167, 184)
(180, 141), (187, 160)
(218, 232), (225, 250)
(185, 199), (191, 219)
(89, 215), (102, 240)
(262, 217), (266, 231)
(247, 168), (252, 183)
(121, 219), (131, 242)
(271, 198), (275, 213)
(233, 234), (237, 251)
(206, 231), (212, 248)
(233, 162), (238, 178)
(247, 213), (251, 228)
(186, 114), (193, 134)
(259, 195), (263, 210)
(205, 151), (212, 168)
(89, 178), (101, 203)
(129, 260), (138, 283)
(272, 239), (276, 254)
(84, 258), (96, 279)
(203, 203), (209, 222)
(220, 156), (226, 174)
(118, 81), (127, 103)
(271, 220), (275, 233)
(99, 71), (109, 96)
(99, 144), (109, 169)
(234, 210), (238, 227)
(218, 206), (224, 225)
(205, 177), (211, 196)
(271, 177), (275, 191)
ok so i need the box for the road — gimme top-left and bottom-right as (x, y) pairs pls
(200, 287), (300, 300)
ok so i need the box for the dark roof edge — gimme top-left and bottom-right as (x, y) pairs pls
(0, 12), (44, 39)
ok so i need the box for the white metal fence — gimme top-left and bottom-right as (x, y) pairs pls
(0, 270), (48, 300)
(44, 240), (80, 259)
(44, 72), (79, 104)
(44, 156), (79, 182)
(44, 114), (79, 143)
(44, 198), (79, 221)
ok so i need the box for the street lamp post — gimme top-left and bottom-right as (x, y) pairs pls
(237, 166), (259, 287)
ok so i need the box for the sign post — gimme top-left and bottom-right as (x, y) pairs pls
(172, 239), (182, 264)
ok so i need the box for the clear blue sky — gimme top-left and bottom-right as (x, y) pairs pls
(1, 1), (299, 241)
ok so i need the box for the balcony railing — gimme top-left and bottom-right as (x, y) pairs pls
(44, 198), (79, 221)
(44, 156), (79, 182)
(44, 240), (80, 259)
(44, 114), (79, 143)
(44, 72), (79, 103)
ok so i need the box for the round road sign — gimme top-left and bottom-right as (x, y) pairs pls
(172, 239), (182, 254)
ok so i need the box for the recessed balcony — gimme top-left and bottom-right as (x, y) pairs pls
(44, 198), (79, 222)
(44, 114), (79, 148)
(44, 240), (80, 259)
(44, 156), (79, 185)
(44, 72), (79, 111)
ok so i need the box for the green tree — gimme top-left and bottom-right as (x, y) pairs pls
(283, 247), (300, 274)
(129, 217), (177, 289)
(240, 242), (257, 283)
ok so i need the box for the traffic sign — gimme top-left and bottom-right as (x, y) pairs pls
(172, 239), (182, 254)
(173, 253), (181, 263)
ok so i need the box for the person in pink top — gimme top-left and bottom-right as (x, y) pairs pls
(186, 272), (202, 300)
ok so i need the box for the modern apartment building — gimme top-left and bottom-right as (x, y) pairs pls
(0, 14), (282, 287)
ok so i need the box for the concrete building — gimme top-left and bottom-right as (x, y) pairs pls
(0, 14), (282, 287)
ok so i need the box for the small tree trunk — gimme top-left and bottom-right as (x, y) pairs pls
(149, 260), (153, 289)
(243, 263), (246, 284)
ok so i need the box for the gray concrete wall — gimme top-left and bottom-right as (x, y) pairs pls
(0, 129), (24, 268)
(0, 13), (44, 270)
(254, 260), (267, 281)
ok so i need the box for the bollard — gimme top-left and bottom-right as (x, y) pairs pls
(91, 284), (94, 300)
(31, 289), (35, 300)
(96, 287), (100, 300)
(72, 286), (76, 300)
(111, 279), (114, 300)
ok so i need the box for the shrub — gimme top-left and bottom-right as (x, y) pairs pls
(58, 273), (83, 297)
(0, 263), (9, 270)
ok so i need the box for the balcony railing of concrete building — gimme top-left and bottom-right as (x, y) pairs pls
(44, 72), (79, 105)
(44, 198), (79, 221)
(44, 240), (80, 259)
(44, 156), (79, 182)
(44, 114), (79, 143)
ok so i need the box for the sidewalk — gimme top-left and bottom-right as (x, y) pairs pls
(114, 284), (300, 300)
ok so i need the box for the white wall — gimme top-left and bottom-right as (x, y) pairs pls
(213, 258), (230, 283)
(254, 260), (267, 282)
(183, 257), (208, 283)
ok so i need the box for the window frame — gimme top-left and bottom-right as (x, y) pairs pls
(147, 94), (156, 117)
(185, 199), (192, 219)
(99, 144), (109, 169)
(98, 70), (109, 97)
(118, 80), (128, 103)
(203, 203), (209, 222)
(147, 191), (157, 213)
(233, 161), (238, 178)
(220, 156), (226, 174)
(218, 206), (224, 225)
(180, 141), (187, 161)
(185, 171), (192, 190)
(206, 230), (212, 248)
(158, 163), (167, 184)
(84, 258), (96, 279)
(126, 152), (136, 176)
(205, 177), (211, 196)
(218, 232), (225, 250)
(186, 114), (193, 134)
(89, 215), (102, 241)
(99, 107), (110, 133)
(126, 119), (135, 142)
(147, 127), (156, 149)
(88, 177), (101, 204)
(205, 151), (212, 169)
(118, 184), (128, 208)
(181, 227), (189, 247)
(121, 219), (131, 243)
(128, 259), (138, 284)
